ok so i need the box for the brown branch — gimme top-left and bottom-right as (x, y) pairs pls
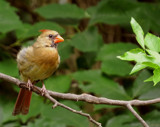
(126, 104), (149, 127)
(45, 93), (102, 127)
(1, 73), (158, 127)
(48, 91), (160, 106)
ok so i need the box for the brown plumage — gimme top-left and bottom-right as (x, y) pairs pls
(12, 29), (64, 116)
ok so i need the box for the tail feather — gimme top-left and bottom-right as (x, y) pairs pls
(12, 88), (32, 116)
(21, 90), (32, 115)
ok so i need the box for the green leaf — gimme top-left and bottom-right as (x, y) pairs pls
(72, 70), (101, 83)
(0, 59), (18, 77)
(41, 101), (89, 127)
(28, 118), (66, 127)
(45, 75), (71, 93)
(107, 110), (160, 127)
(144, 76), (153, 82)
(18, 95), (44, 123)
(147, 4), (160, 33)
(16, 21), (65, 39)
(0, 101), (16, 124)
(0, 0), (22, 33)
(72, 70), (130, 100)
(139, 86), (160, 99)
(35, 3), (85, 19)
(15, 23), (32, 39)
(144, 110), (160, 127)
(146, 49), (160, 59)
(153, 68), (160, 86)
(106, 114), (135, 127)
(132, 70), (153, 98)
(35, 3), (86, 24)
(69, 27), (103, 52)
(124, 110), (160, 127)
(97, 43), (137, 76)
(145, 110), (160, 121)
(21, 40), (35, 48)
(88, 0), (160, 34)
(101, 59), (132, 76)
(94, 104), (119, 111)
(58, 41), (72, 62)
(130, 63), (147, 74)
(0, 107), (2, 124)
(118, 48), (153, 63)
(144, 50), (160, 68)
(131, 17), (145, 49)
(142, 62), (159, 69)
(145, 33), (160, 52)
(97, 43), (138, 61)
(88, 0), (136, 25)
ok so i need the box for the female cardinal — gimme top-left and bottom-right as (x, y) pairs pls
(12, 29), (64, 115)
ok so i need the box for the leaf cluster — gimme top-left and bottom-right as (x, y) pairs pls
(119, 18), (160, 86)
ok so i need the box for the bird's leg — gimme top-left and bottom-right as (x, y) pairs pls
(27, 79), (33, 91)
(41, 81), (46, 96)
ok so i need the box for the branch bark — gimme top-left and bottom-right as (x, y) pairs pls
(0, 72), (157, 127)
(126, 104), (149, 127)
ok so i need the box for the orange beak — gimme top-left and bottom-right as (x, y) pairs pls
(54, 35), (64, 43)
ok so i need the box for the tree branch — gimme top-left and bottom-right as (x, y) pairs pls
(0, 73), (158, 127)
(126, 104), (149, 127)
(45, 93), (102, 127)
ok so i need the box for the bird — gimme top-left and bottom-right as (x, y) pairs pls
(12, 29), (64, 116)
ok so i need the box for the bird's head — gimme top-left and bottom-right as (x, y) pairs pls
(35, 29), (64, 48)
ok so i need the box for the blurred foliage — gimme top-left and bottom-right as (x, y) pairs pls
(1, 0), (160, 127)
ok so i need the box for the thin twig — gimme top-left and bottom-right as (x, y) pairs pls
(45, 93), (102, 127)
(126, 104), (149, 127)
(0, 72), (158, 127)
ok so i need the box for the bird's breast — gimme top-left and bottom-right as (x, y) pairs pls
(18, 47), (60, 81)
(33, 47), (59, 65)
(32, 47), (60, 80)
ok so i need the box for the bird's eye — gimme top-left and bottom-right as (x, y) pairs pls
(48, 34), (53, 38)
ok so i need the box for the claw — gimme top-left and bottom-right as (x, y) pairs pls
(41, 81), (46, 96)
(27, 79), (33, 91)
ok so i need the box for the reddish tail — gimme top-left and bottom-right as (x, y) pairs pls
(12, 88), (32, 116)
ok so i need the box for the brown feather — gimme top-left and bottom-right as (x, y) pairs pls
(12, 88), (32, 115)
(13, 30), (63, 115)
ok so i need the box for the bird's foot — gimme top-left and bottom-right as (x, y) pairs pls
(41, 82), (46, 96)
(27, 79), (33, 91)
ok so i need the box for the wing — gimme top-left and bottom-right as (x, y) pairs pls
(17, 47), (36, 82)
